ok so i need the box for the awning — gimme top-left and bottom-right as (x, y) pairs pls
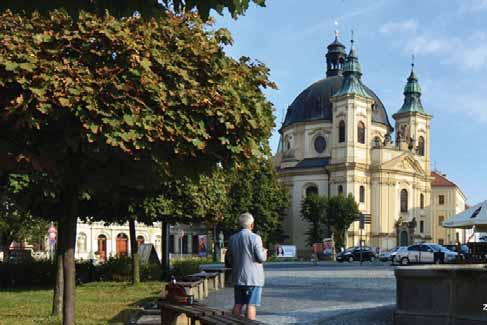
(442, 200), (487, 232)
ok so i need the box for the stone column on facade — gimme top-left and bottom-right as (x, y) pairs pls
(173, 234), (179, 254)
(187, 234), (193, 255)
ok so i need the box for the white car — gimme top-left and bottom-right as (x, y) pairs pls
(393, 243), (458, 265)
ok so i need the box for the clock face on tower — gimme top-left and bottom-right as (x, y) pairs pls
(314, 135), (327, 153)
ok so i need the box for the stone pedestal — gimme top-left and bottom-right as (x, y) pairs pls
(395, 264), (487, 325)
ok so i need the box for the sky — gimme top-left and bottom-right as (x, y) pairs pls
(212, 0), (487, 205)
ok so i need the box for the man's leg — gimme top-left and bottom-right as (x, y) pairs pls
(233, 304), (243, 316)
(246, 304), (256, 320)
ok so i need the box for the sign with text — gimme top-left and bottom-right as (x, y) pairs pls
(275, 245), (296, 258)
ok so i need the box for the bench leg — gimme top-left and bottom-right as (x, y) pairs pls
(161, 309), (190, 325)
(203, 278), (208, 298)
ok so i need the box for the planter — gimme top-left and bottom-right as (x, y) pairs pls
(394, 264), (487, 325)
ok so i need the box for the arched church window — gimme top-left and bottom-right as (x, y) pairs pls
(417, 136), (425, 156)
(400, 189), (408, 213)
(358, 122), (366, 144)
(314, 135), (327, 153)
(359, 186), (365, 203)
(420, 193), (424, 209)
(339, 121), (346, 143)
(338, 185), (344, 195)
(305, 185), (318, 197)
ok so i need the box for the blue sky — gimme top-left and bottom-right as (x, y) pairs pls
(213, 0), (487, 205)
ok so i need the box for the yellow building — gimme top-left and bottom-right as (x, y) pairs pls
(430, 171), (468, 245)
(274, 34), (466, 255)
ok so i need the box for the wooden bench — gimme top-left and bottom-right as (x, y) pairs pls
(197, 313), (266, 325)
(199, 266), (231, 289)
(191, 272), (220, 293)
(159, 299), (224, 325)
(159, 299), (267, 325)
(173, 280), (204, 301)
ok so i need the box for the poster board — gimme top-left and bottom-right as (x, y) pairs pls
(275, 245), (296, 258)
(198, 235), (207, 257)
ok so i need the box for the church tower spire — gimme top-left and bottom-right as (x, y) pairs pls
(392, 59), (432, 171)
(396, 56), (426, 114)
(325, 32), (346, 77)
(334, 33), (371, 98)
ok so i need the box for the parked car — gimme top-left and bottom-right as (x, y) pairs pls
(379, 246), (404, 262)
(336, 246), (377, 262)
(443, 244), (469, 259)
(393, 243), (458, 265)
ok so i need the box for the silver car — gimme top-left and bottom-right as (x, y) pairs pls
(394, 243), (458, 265)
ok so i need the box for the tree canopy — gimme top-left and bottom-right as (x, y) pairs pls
(222, 159), (288, 245)
(300, 194), (327, 246)
(0, 0), (266, 19)
(0, 10), (275, 324)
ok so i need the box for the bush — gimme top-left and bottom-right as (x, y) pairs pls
(170, 257), (213, 278)
(0, 260), (56, 287)
(0, 257), (164, 287)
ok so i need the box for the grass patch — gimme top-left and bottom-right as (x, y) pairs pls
(0, 281), (164, 325)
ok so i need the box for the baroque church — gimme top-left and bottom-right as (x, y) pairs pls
(274, 34), (466, 255)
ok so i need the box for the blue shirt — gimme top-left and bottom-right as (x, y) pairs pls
(228, 228), (266, 287)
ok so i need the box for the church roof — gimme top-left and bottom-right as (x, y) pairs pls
(431, 171), (457, 187)
(282, 36), (392, 131)
(278, 158), (330, 171)
(281, 76), (392, 130)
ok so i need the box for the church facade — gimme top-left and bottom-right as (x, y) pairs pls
(274, 35), (464, 255)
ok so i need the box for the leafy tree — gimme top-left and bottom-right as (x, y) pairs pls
(222, 159), (288, 246)
(0, 175), (47, 261)
(300, 194), (328, 246)
(0, 0), (266, 19)
(0, 11), (274, 324)
(327, 194), (359, 251)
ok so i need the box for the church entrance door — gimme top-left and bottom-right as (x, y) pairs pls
(400, 231), (408, 246)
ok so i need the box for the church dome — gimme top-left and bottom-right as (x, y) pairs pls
(281, 36), (393, 131)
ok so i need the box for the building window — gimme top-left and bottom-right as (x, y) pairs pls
(439, 195), (445, 205)
(438, 215), (444, 226)
(314, 135), (327, 153)
(420, 193), (424, 209)
(339, 121), (346, 143)
(438, 239), (444, 245)
(357, 121), (366, 144)
(359, 186), (365, 203)
(400, 189), (408, 212)
(420, 220), (424, 233)
(417, 136), (425, 156)
(77, 233), (87, 253)
(338, 185), (344, 195)
(305, 185), (318, 197)
(136, 235), (145, 247)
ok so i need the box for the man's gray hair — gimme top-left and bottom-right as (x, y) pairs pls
(239, 212), (254, 228)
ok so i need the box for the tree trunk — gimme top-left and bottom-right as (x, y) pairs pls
(62, 184), (79, 325)
(52, 219), (64, 317)
(162, 221), (170, 279)
(129, 218), (140, 285)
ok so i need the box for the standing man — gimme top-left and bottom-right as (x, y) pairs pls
(228, 212), (267, 320)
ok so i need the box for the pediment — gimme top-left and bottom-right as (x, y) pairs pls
(380, 153), (426, 175)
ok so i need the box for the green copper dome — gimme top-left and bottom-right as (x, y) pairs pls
(396, 66), (426, 114)
(334, 42), (371, 99)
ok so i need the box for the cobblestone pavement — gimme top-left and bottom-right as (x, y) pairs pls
(203, 262), (396, 325)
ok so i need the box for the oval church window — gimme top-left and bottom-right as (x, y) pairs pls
(314, 136), (327, 153)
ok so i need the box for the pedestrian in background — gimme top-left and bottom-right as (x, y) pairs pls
(227, 212), (267, 320)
